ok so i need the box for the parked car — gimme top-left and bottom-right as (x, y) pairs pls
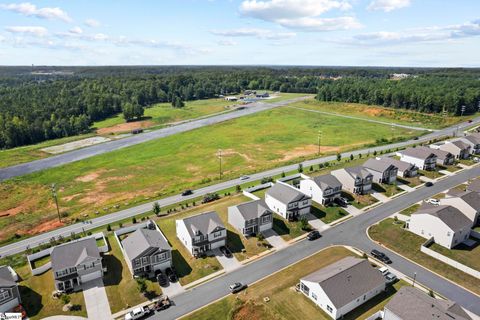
(182, 189), (193, 196)
(240, 175), (250, 181)
(425, 182), (434, 187)
(468, 119), (473, 123)
(385, 272), (397, 284)
(335, 197), (349, 207)
(378, 266), (389, 276)
(131, 128), (144, 134)
(220, 245), (233, 258)
(153, 295), (171, 311)
(156, 271), (168, 287)
(371, 249), (391, 263)
(125, 306), (151, 320)
(229, 282), (247, 293)
(425, 198), (440, 206)
(473, 157), (480, 163)
(413, 137), (419, 140)
(165, 267), (178, 283)
(307, 230), (321, 241)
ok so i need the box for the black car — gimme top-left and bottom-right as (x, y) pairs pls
(307, 230), (321, 241)
(182, 189), (193, 196)
(165, 267), (178, 283)
(425, 182), (434, 187)
(220, 246), (233, 258)
(156, 271), (168, 287)
(371, 249), (392, 264)
(335, 197), (349, 208)
(229, 282), (247, 293)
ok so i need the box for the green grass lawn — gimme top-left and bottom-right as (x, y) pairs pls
(458, 158), (477, 166)
(429, 242), (480, 271)
(310, 202), (348, 224)
(342, 191), (379, 209)
(369, 218), (480, 295)
(31, 255), (51, 269)
(96, 237), (106, 247)
(272, 215), (308, 241)
(251, 188), (269, 199)
(264, 92), (313, 103)
(397, 176), (422, 187)
(399, 203), (420, 216)
(372, 183), (403, 197)
(474, 226), (480, 232)
(419, 169), (445, 179)
(0, 107), (419, 243)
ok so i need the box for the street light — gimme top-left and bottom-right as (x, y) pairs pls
(412, 272), (417, 287)
(51, 183), (61, 223)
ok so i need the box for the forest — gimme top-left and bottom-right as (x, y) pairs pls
(0, 66), (479, 149)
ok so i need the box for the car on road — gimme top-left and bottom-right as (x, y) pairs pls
(335, 197), (349, 207)
(153, 295), (171, 312)
(125, 306), (151, 320)
(165, 267), (178, 283)
(385, 272), (397, 284)
(307, 230), (321, 241)
(131, 128), (144, 134)
(182, 189), (193, 196)
(371, 249), (392, 264)
(468, 119), (473, 123)
(156, 271), (168, 287)
(220, 245), (233, 258)
(425, 182), (434, 187)
(413, 137), (419, 140)
(229, 282), (247, 293)
(425, 198), (440, 206)
(239, 175), (250, 180)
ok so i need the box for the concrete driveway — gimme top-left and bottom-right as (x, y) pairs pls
(306, 213), (327, 230)
(262, 229), (287, 249)
(213, 248), (242, 272)
(82, 278), (111, 320)
(161, 281), (185, 297)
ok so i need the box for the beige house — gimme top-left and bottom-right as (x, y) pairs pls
(461, 133), (480, 154)
(376, 157), (418, 178)
(363, 158), (398, 184)
(437, 140), (471, 159)
(331, 166), (373, 195)
(440, 190), (480, 224)
(424, 146), (455, 165)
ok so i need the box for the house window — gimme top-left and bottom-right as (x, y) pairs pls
(69, 267), (76, 273)
(327, 305), (333, 313)
(142, 257), (149, 264)
(134, 259), (141, 267)
(261, 215), (271, 224)
(300, 282), (309, 295)
(447, 231), (451, 237)
(311, 293), (317, 301)
(213, 231), (222, 238)
(0, 290), (10, 302)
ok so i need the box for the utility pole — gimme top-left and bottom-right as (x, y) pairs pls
(317, 131), (322, 155)
(412, 272), (417, 287)
(217, 149), (223, 179)
(51, 183), (61, 223)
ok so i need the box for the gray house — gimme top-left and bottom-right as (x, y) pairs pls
(363, 158), (398, 184)
(397, 147), (437, 171)
(121, 225), (172, 278)
(376, 157), (418, 178)
(51, 238), (104, 292)
(438, 140), (471, 159)
(424, 147), (455, 165)
(0, 266), (21, 313)
(461, 134), (480, 154)
(228, 199), (273, 236)
(265, 183), (311, 221)
(299, 174), (342, 205)
(384, 286), (472, 320)
(331, 166), (373, 195)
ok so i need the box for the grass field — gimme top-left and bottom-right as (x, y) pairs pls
(369, 218), (480, 295)
(0, 107), (419, 243)
(372, 183), (403, 197)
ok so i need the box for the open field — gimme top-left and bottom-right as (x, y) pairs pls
(369, 218), (480, 295)
(289, 99), (475, 130)
(0, 107), (420, 242)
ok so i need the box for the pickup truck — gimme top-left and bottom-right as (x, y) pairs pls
(125, 306), (151, 320)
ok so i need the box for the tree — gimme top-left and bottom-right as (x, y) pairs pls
(136, 278), (147, 293)
(281, 171), (286, 178)
(336, 153), (342, 162)
(152, 202), (161, 216)
(235, 185), (241, 193)
(172, 96), (185, 108)
(107, 224), (112, 232)
(132, 217), (137, 224)
(350, 154), (354, 161)
(122, 102), (135, 121)
(373, 150), (377, 156)
(298, 163), (303, 173)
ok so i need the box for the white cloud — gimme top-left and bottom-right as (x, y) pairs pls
(69, 26), (83, 34)
(84, 19), (101, 28)
(5, 26), (48, 37)
(0, 2), (71, 22)
(277, 16), (361, 31)
(217, 39), (238, 46)
(211, 28), (296, 39)
(367, 0), (411, 12)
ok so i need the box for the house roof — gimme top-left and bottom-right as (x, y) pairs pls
(399, 147), (436, 160)
(377, 157), (416, 172)
(467, 178), (480, 193)
(181, 211), (225, 237)
(423, 146), (453, 161)
(301, 257), (385, 309)
(385, 286), (471, 320)
(234, 199), (271, 221)
(363, 158), (397, 173)
(457, 190), (480, 211)
(344, 165), (372, 179)
(122, 227), (171, 261)
(0, 266), (16, 287)
(463, 134), (480, 145)
(413, 205), (472, 232)
(51, 238), (101, 272)
(450, 140), (470, 150)
(266, 183), (309, 204)
(312, 174), (342, 192)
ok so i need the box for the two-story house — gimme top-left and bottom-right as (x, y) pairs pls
(363, 158), (398, 184)
(228, 199), (273, 236)
(396, 147), (437, 170)
(299, 174), (342, 205)
(331, 166), (373, 195)
(51, 238), (103, 292)
(423, 146), (455, 166)
(437, 140), (471, 159)
(121, 223), (172, 278)
(461, 133), (480, 154)
(0, 266), (21, 313)
(176, 211), (227, 257)
(440, 190), (480, 225)
(265, 183), (311, 221)
(376, 157), (418, 178)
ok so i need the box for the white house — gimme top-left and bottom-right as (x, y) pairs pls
(0, 266), (21, 313)
(461, 134), (480, 154)
(300, 257), (386, 320)
(176, 211), (227, 257)
(299, 174), (342, 205)
(440, 190), (480, 224)
(363, 158), (398, 184)
(407, 205), (473, 249)
(265, 183), (311, 221)
(396, 147), (437, 170)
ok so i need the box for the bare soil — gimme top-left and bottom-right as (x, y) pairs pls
(97, 120), (154, 135)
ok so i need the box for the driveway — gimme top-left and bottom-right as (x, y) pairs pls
(262, 229), (288, 249)
(371, 192), (390, 203)
(82, 278), (111, 320)
(213, 248), (242, 272)
(344, 205), (362, 216)
(397, 182), (415, 192)
(161, 281), (185, 298)
(306, 213), (328, 230)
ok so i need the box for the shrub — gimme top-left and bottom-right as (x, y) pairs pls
(298, 163), (303, 173)
(235, 185), (242, 193)
(132, 217), (137, 224)
(61, 294), (71, 305)
(261, 176), (273, 184)
(152, 202), (161, 215)
(281, 171), (286, 178)
(106, 224), (112, 232)
(136, 278), (147, 293)
(299, 217), (309, 230)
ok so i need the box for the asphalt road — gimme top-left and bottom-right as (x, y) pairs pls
(0, 96), (312, 181)
(152, 165), (480, 320)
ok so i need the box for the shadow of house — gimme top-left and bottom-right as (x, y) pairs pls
(102, 254), (123, 287)
(272, 217), (290, 236)
(341, 191), (355, 202)
(226, 229), (245, 254)
(19, 285), (43, 318)
(372, 183), (387, 193)
(310, 206), (327, 220)
(171, 250), (192, 279)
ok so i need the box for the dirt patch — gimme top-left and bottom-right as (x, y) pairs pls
(220, 148), (254, 162)
(233, 301), (268, 320)
(280, 145), (339, 162)
(62, 194), (82, 202)
(27, 219), (64, 235)
(79, 174), (135, 205)
(75, 170), (105, 183)
(97, 120), (154, 135)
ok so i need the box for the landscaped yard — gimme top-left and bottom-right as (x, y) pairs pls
(272, 215), (308, 241)
(372, 183), (403, 197)
(419, 169), (444, 179)
(0, 106), (420, 243)
(369, 218), (480, 295)
(397, 176), (423, 187)
(310, 202), (348, 224)
(399, 203), (420, 216)
(342, 191), (379, 209)
(458, 158), (477, 166)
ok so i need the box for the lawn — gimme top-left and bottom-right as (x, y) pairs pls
(458, 158), (477, 166)
(272, 215), (308, 241)
(342, 191), (379, 209)
(419, 169), (445, 179)
(372, 183), (403, 197)
(310, 202), (348, 224)
(397, 176), (423, 187)
(429, 241), (480, 271)
(31, 255), (51, 269)
(399, 203), (420, 216)
(104, 235), (161, 313)
(0, 107), (419, 243)
(369, 218), (480, 295)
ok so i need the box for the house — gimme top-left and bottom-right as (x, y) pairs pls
(51, 238), (103, 292)
(407, 205), (473, 249)
(376, 157), (418, 178)
(437, 140), (471, 159)
(299, 174), (342, 205)
(0, 266), (21, 313)
(265, 183), (311, 221)
(331, 166), (373, 195)
(425, 147), (455, 165)
(461, 133), (480, 154)
(176, 211), (227, 257)
(383, 286), (472, 320)
(300, 256), (386, 320)
(224, 96), (238, 101)
(440, 190), (480, 224)
(228, 199), (273, 236)
(121, 223), (172, 278)
(363, 158), (398, 184)
(396, 147), (437, 170)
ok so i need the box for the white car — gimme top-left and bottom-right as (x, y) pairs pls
(425, 198), (440, 206)
(385, 272), (398, 284)
(124, 306), (151, 320)
(378, 266), (389, 276)
(240, 175), (250, 181)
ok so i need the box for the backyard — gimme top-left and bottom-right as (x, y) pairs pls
(429, 241), (480, 271)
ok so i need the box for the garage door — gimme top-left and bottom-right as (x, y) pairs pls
(81, 270), (102, 283)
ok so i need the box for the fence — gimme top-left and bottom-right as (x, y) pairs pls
(365, 310), (383, 320)
(420, 238), (480, 279)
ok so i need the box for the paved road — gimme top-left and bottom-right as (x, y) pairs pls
(152, 165), (480, 320)
(0, 96), (312, 181)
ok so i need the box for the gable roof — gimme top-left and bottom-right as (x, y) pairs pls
(301, 257), (385, 309)
(399, 147), (436, 160)
(266, 183), (309, 204)
(457, 190), (480, 211)
(450, 140), (470, 150)
(413, 205), (472, 232)
(344, 165), (372, 179)
(377, 157), (416, 172)
(234, 199), (271, 221)
(463, 134), (480, 145)
(181, 211), (225, 237)
(311, 174), (342, 192)
(424, 146), (453, 160)
(385, 286), (471, 320)
(363, 158), (397, 173)
(51, 238), (101, 272)
(0, 266), (16, 287)
(122, 227), (171, 261)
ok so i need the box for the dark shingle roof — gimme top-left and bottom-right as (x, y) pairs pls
(51, 238), (101, 272)
(457, 190), (480, 211)
(363, 158), (397, 173)
(122, 227), (171, 261)
(451, 140), (470, 150)
(0, 266), (16, 287)
(302, 257), (385, 309)
(413, 205), (471, 232)
(266, 183), (309, 204)
(181, 211), (225, 238)
(312, 174), (342, 192)
(464, 134), (480, 145)
(424, 147), (453, 161)
(399, 147), (436, 160)
(234, 199), (271, 221)
(385, 286), (471, 320)
(377, 157), (416, 172)
(344, 166), (372, 179)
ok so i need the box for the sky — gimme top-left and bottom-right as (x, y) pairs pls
(0, 0), (479, 67)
